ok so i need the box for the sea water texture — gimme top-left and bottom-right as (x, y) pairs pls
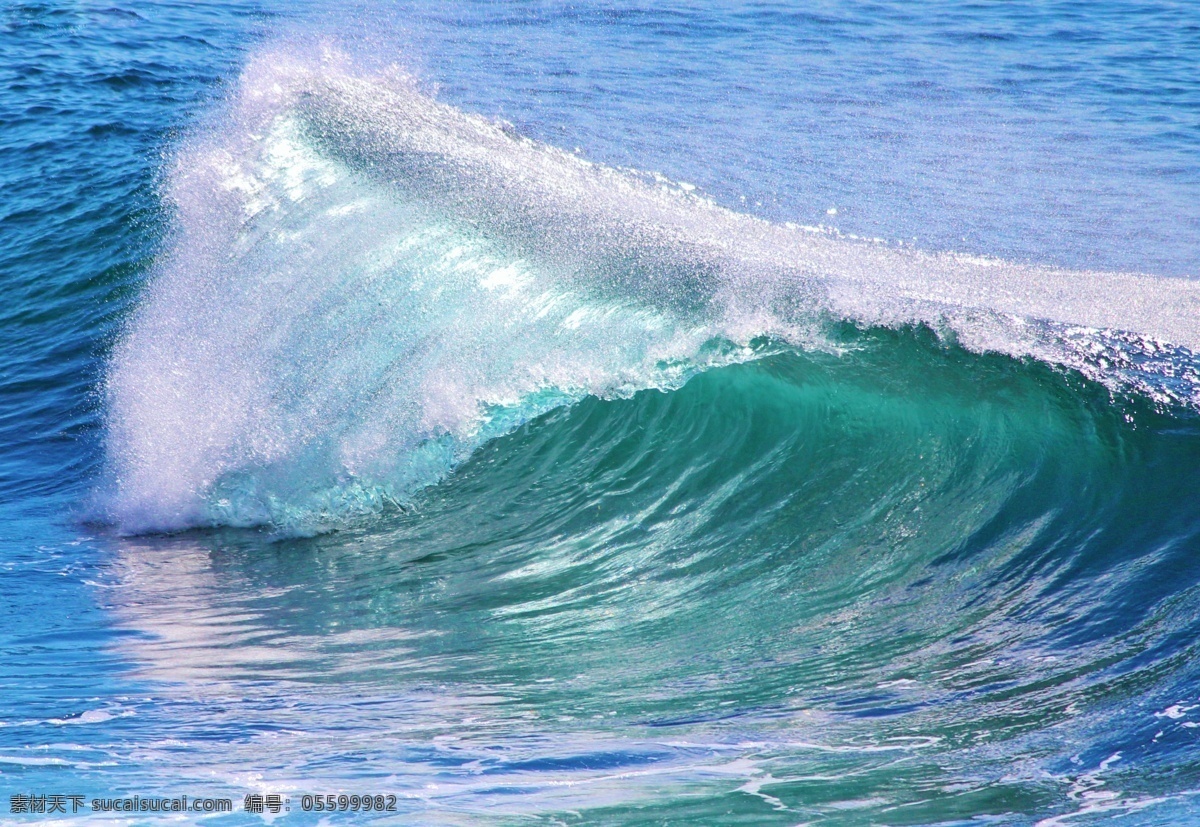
(5, 1), (1200, 825)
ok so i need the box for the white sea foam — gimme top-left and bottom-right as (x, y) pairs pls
(103, 47), (1200, 535)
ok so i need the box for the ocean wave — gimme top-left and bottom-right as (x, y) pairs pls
(101, 47), (1200, 535)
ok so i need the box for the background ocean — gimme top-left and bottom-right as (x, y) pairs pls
(4, 1), (1200, 824)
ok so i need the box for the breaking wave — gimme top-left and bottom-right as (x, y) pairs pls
(102, 47), (1200, 536)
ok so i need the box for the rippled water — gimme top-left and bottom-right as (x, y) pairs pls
(4, 2), (1200, 824)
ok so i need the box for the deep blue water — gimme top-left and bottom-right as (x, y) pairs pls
(3, 1), (1200, 824)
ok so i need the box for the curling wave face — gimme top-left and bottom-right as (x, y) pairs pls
(104, 323), (1200, 823)
(103, 50), (1200, 535)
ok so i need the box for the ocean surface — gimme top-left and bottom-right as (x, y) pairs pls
(4, 1), (1200, 824)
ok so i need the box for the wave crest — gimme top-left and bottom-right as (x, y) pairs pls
(102, 47), (1200, 535)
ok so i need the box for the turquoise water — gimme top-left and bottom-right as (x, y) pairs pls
(4, 1), (1200, 824)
